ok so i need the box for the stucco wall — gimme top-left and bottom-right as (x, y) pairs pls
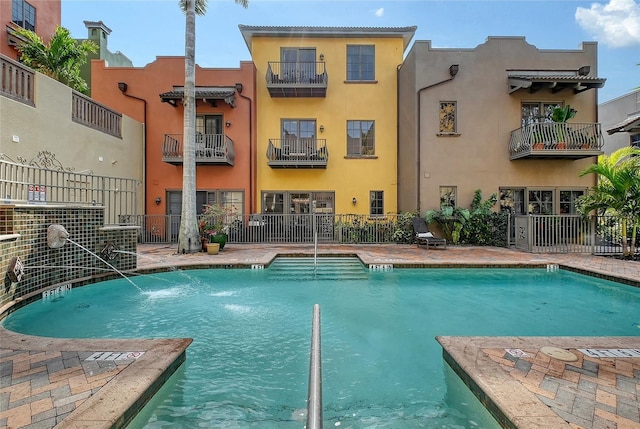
(399, 37), (601, 213)
(251, 34), (406, 215)
(1, 0), (61, 60)
(89, 58), (256, 215)
(0, 70), (144, 214)
(599, 89), (640, 154)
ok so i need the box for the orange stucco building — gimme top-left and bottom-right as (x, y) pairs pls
(90, 57), (256, 218)
(2, 0), (61, 59)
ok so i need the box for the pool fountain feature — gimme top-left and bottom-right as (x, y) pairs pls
(47, 224), (142, 292)
(6, 256), (24, 283)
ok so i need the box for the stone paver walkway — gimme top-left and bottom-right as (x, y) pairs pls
(0, 244), (638, 428)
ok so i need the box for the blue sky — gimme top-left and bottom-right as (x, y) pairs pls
(61, 0), (639, 103)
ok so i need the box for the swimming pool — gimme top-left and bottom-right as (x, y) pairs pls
(4, 265), (640, 428)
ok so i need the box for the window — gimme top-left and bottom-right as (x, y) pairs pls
(370, 191), (384, 216)
(440, 186), (456, 209)
(527, 190), (553, 214)
(439, 101), (457, 133)
(281, 48), (316, 82)
(282, 119), (316, 155)
(521, 102), (560, 126)
(346, 45), (375, 81)
(559, 190), (584, 214)
(499, 189), (525, 215)
(12, 0), (35, 31)
(262, 191), (335, 214)
(631, 134), (640, 149)
(347, 120), (375, 156)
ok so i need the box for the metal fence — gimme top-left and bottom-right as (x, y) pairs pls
(0, 157), (139, 225)
(126, 213), (401, 245)
(514, 214), (634, 255)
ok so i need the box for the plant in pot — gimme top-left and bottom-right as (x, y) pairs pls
(199, 203), (235, 251)
(550, 105), (577, 149)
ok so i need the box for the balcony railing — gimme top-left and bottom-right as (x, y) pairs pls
(162, 133), (235, 165)
(72, 91), (122, 138)
(0, 54), (34, 106)
(267, 138), (328, 169)
(266, 61), (327, 97)
(509, 122), (604, 160)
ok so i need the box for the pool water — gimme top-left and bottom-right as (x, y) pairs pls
(4, 266), (640, 428)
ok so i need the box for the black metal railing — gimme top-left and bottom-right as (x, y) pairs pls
(266, 61), (327, 97)
(162, 133), (235, 165)
(266, 139), (328, 168)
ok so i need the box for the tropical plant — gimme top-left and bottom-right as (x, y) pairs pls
(12, 25), (97, 93)
(393, 210), (420, 243)
(424, 205), (470, 245)
(177, 0), (248, 254)
(576, 146), (640, 257)
(551, 105), (577, 143)
(460, 190), (509, 246)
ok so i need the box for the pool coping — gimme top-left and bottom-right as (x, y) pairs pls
(437, 336), (640, 429)
(0, 328), (192, 428)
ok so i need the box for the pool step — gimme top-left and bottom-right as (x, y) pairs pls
(267, 257), (368, 281)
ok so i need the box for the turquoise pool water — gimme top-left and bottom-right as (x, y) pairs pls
(4, 266), (640, 428)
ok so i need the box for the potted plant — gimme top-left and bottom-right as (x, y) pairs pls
(550, 105), (577, 149)
(199, 203), (235, 251)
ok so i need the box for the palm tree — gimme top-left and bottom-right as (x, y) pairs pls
(177, 0), (248, 254)
(12, 25), (97, 94)
(577, 146), (640, 257)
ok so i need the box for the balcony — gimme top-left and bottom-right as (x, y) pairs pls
(509, 122), (604, 160)
(266, 62), (327, 97)
(267, 139), (328, 169)
(162, 134), (235, 166)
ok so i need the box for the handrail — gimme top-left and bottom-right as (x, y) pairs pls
(306, 304), (323, 429)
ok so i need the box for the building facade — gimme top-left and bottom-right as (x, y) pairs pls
(89, 57), (256, 220)
(2, 0), (60, 60)
(599, 89), (640, 154)
(240, 25), (416, 218)
(398, 37), (606, 219)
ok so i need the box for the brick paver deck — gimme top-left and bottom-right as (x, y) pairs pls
(1, 244), (638, 428)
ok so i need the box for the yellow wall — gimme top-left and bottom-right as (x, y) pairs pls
(251, 34), (405, 214)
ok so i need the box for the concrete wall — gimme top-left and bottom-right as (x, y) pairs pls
(599, 89), (640, 154)
(398, 37), (601, 214)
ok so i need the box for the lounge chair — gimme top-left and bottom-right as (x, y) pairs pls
(412, 217), (447, 249)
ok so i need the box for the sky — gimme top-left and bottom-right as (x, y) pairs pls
(61, 0), (640, 103)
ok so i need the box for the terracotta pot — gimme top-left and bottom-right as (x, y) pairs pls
(206, 242), (220, 255)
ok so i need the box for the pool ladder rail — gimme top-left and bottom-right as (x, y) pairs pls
(307, 304), (323, 429)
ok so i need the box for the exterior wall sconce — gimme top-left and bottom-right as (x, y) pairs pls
(235, 82), (243, 93)
(225, 120), (231, 128)
(155, 197), (162, 205)
(319, 53), (325, 61)
(352, 197), (357, 205)
(319, 125), (324, 133)
(449, 64), (459, 77)
(117, 82), (128, 93)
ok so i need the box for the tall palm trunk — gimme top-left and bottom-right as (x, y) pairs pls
(177, 0), (200, 253)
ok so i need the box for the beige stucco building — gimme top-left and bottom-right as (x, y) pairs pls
(398, 37), (606, 218)
(599, 89), (640, 154)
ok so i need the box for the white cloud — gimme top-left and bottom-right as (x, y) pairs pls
(374, 7), (384, 17)
(576, 0), (640, 48)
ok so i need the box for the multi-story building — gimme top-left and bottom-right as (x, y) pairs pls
(89, 57), (256, 224)
(1, 0), (60, 60)
(239, 25), (416, 221)
(599, 89), (640, 154)
(398, 37), (606, 219)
